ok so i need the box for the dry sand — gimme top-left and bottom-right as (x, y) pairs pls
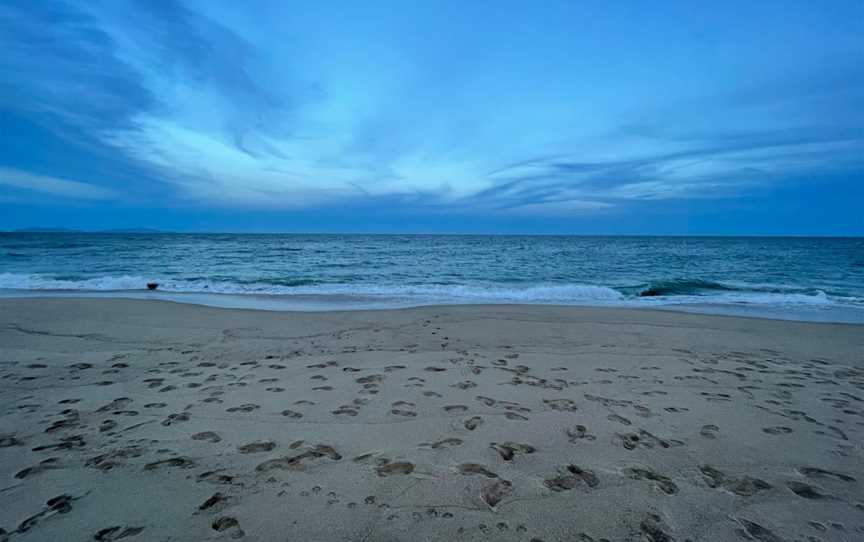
(0, 298), (862, 541)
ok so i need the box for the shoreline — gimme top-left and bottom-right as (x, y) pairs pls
(2, 291), (863, 324)
(1, 298), (862, 541)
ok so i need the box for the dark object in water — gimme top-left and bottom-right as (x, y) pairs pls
(146, 282), (159, 290)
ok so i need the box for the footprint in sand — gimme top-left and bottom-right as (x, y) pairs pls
(458, 463), (499, 478)
(199, 492), (228, 511)
(443, 405), (468, 413)
(16, 458), (62, 479)
(226, 404), (260, 413)
(333, 405), (359, 416)
(191, 431), (222, 443)
(490, 442), (536, 461)
(787, 481), (831, 500)
(212, 517), (245, 539)
(607, 414), (632, 426)
(544, 465), (598, 492)
(463, 416), (484, 431)
(452, 380), (477, 390)
(480, 479), (513, 509)
(376, 460), (415, 476)
(238, 441), (276, 453)
(734, 518), (782, 542)
(420, 438), (463, 449)
(798, 466), (856, 482)
(763, 426), (793, 435)
(94, 526), (145, 541)
(566, 425), (597, 443)
(161, 413), (190, 426)
(699, 465), (772, 496)
(700, 424), (720, 438)
(390, 409), (417, 417)
(623, 467), (679, 494)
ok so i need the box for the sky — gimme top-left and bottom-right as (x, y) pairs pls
(0, 1), (862, 234)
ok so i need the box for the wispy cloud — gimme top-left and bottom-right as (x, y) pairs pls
(0, 168), (117, 200)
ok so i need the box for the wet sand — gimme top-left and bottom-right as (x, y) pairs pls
(0, 298), (862, 541)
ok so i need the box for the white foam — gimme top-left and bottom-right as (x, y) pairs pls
(1, 274), (860, 317)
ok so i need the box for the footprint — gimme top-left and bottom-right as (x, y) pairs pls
(238, 441), (276, 454)
(390, 409), (417, 417)
(452, 380), (477, 390)
(566, 425), (596, 442)
(458, 463), (499, 478)
(607, 414), (631, 426)
(699, 465), (772, 496)
(255, 444), (341, 471)
(16, 458), (62, 479)
(443, 405), (468, 413)
(798, 467), (856, 482)
(614, 429), (682, 450)
(624, 467), (678, 494)
(490, 442), (536, 461)
(192, 431), (222, 443)
(333, 405), (359, 416)
(641, 514), (675, 542)
(463, 416), (484, 431)
(734, 518), (782, 542)
(199, 493), (227, 511)
(94, 526), (145, 541)
(99, 420), (117, 432)
(480, 479), (513, 509)
(787, 481), (830, 500)
(543, 398), (579, 412)
(376, 461), (415, 476)
(281, 409), (303, 419)
(16, 494), (77, 533)
(0, 435), (22, 448)
(699, 424), (719, 439)
(544, 465), (598, 492)
(763, 426), (793, 435)
(420, 438), (463, 450)
(212, 516), (245, 539)
(160, 413), (190, 426)
(226, 404), (260, 413)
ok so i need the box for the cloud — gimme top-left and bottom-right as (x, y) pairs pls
(0, 168), (117, 200)
(0, 0), (861, 219)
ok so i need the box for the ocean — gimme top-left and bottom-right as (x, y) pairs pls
(1, 233), (863, 322)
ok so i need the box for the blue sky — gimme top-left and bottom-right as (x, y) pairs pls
(1, 1), (862, 234)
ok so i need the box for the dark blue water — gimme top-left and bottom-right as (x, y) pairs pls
(2, 233), (863, 321)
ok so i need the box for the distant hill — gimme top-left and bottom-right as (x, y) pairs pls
(9, 227), (166, 233)
(12, 227), (82, 233)
(100, 228), (165, 233)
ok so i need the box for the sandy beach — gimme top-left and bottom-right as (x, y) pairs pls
(0, 298), (862, 541)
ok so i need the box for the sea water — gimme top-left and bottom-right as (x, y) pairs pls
(1, 233), (863, 322)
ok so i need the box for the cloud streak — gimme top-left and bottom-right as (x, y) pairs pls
(0, 168), (117, 200)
